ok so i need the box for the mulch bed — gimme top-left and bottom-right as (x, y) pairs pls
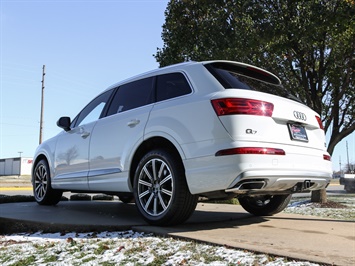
(318, 200), (348, 208)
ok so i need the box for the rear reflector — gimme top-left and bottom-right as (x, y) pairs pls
(216, 147), (286, 156)
(315, 115), (324, 130)
(211, 98), (274, 116)
(323, 154), (331, 161)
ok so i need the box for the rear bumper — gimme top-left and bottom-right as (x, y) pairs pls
(225, 169), (331, 195)
(184, 151), (332, 195)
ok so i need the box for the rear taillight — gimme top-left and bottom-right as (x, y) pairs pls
(315, 115), (324, 130)
(323, 154), (331, 161)
(216, 147), (285, 156)
(211, 98), (274, 117)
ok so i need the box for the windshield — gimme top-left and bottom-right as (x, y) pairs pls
(205, 62), (302, 103)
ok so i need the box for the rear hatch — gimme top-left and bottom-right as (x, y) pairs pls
(205, 61), (327, 152)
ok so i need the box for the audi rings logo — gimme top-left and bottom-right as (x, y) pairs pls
(293, 111), (307, 121)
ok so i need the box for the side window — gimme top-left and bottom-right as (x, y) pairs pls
(73, 89), (113, 127)
(156, 73), (192, 102)
(107, 77), (154, 116)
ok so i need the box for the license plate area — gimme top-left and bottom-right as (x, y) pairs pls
(288, 123), (308, 142)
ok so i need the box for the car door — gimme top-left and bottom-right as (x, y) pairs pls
(88, 77), (154, 192)
(53, 89), (113, 190)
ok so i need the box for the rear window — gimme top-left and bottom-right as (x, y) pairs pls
(205, 62), (302, 103)
(156, 73), (192, 102)
(106, 77), (154, 116)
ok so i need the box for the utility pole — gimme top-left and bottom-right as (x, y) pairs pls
(39, 65), (45, 144)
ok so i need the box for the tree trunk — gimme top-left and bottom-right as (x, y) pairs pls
(311, 189), (327, 203)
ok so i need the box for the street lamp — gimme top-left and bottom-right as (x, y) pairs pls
(17, 152), (23, 177)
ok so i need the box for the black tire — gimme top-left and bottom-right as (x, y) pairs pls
(344, 185), (350, 192)
(238, 194), (292, 216)
(133, 149), (198, 226)
(33, 159), (62, 205)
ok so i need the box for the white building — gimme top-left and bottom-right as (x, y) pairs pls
(0, 157), (33, 176)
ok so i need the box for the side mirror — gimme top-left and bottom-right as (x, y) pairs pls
(57, 117), (71, 131)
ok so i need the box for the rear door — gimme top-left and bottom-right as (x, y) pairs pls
(88, 77), (155, 192)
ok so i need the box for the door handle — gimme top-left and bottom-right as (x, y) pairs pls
(79, 127), (90, 138)
(127, 119), (140, 127)
(81, 132), (90, 138)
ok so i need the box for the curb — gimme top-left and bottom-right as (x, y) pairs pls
(0, 193), (115, 204)
(0, 194), (124, 234)
(0, 217), (132, 235)
(0, 195), (35, 204)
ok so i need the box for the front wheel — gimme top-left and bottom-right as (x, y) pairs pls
(33, 159), (62, 205)
(238, 194), (291, 216)
(133, 149), (198, 226)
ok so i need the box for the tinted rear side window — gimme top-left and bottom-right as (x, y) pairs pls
(156, 73), (192, 102)
(107, 77), (154, 116)
(205, 62), (302, 103)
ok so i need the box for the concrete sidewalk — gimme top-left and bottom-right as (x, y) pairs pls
(138, 204), (355, 266)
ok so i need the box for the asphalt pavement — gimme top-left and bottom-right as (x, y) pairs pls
(1, 175), (354, 266)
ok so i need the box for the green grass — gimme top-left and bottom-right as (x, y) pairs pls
(9, 255), (36, 266)
(205, 198), (240, 205)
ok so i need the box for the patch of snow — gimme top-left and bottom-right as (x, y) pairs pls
(0, 231), (319, 266)
(285, 198), (355, 220)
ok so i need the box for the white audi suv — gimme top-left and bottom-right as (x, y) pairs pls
(32, 60), (332, 225)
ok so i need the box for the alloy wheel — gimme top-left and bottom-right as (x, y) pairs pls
(34, 163), (48, 201)
(137, 158), (174, 216)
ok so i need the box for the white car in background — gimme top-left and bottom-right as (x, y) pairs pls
(32, 60), (332, 225)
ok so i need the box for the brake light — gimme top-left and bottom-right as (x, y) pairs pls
(216, 147), (285, 156)
(323, 154), (331, 161)
(211, 98), (274, 116)
(315, 115), (324, 130)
